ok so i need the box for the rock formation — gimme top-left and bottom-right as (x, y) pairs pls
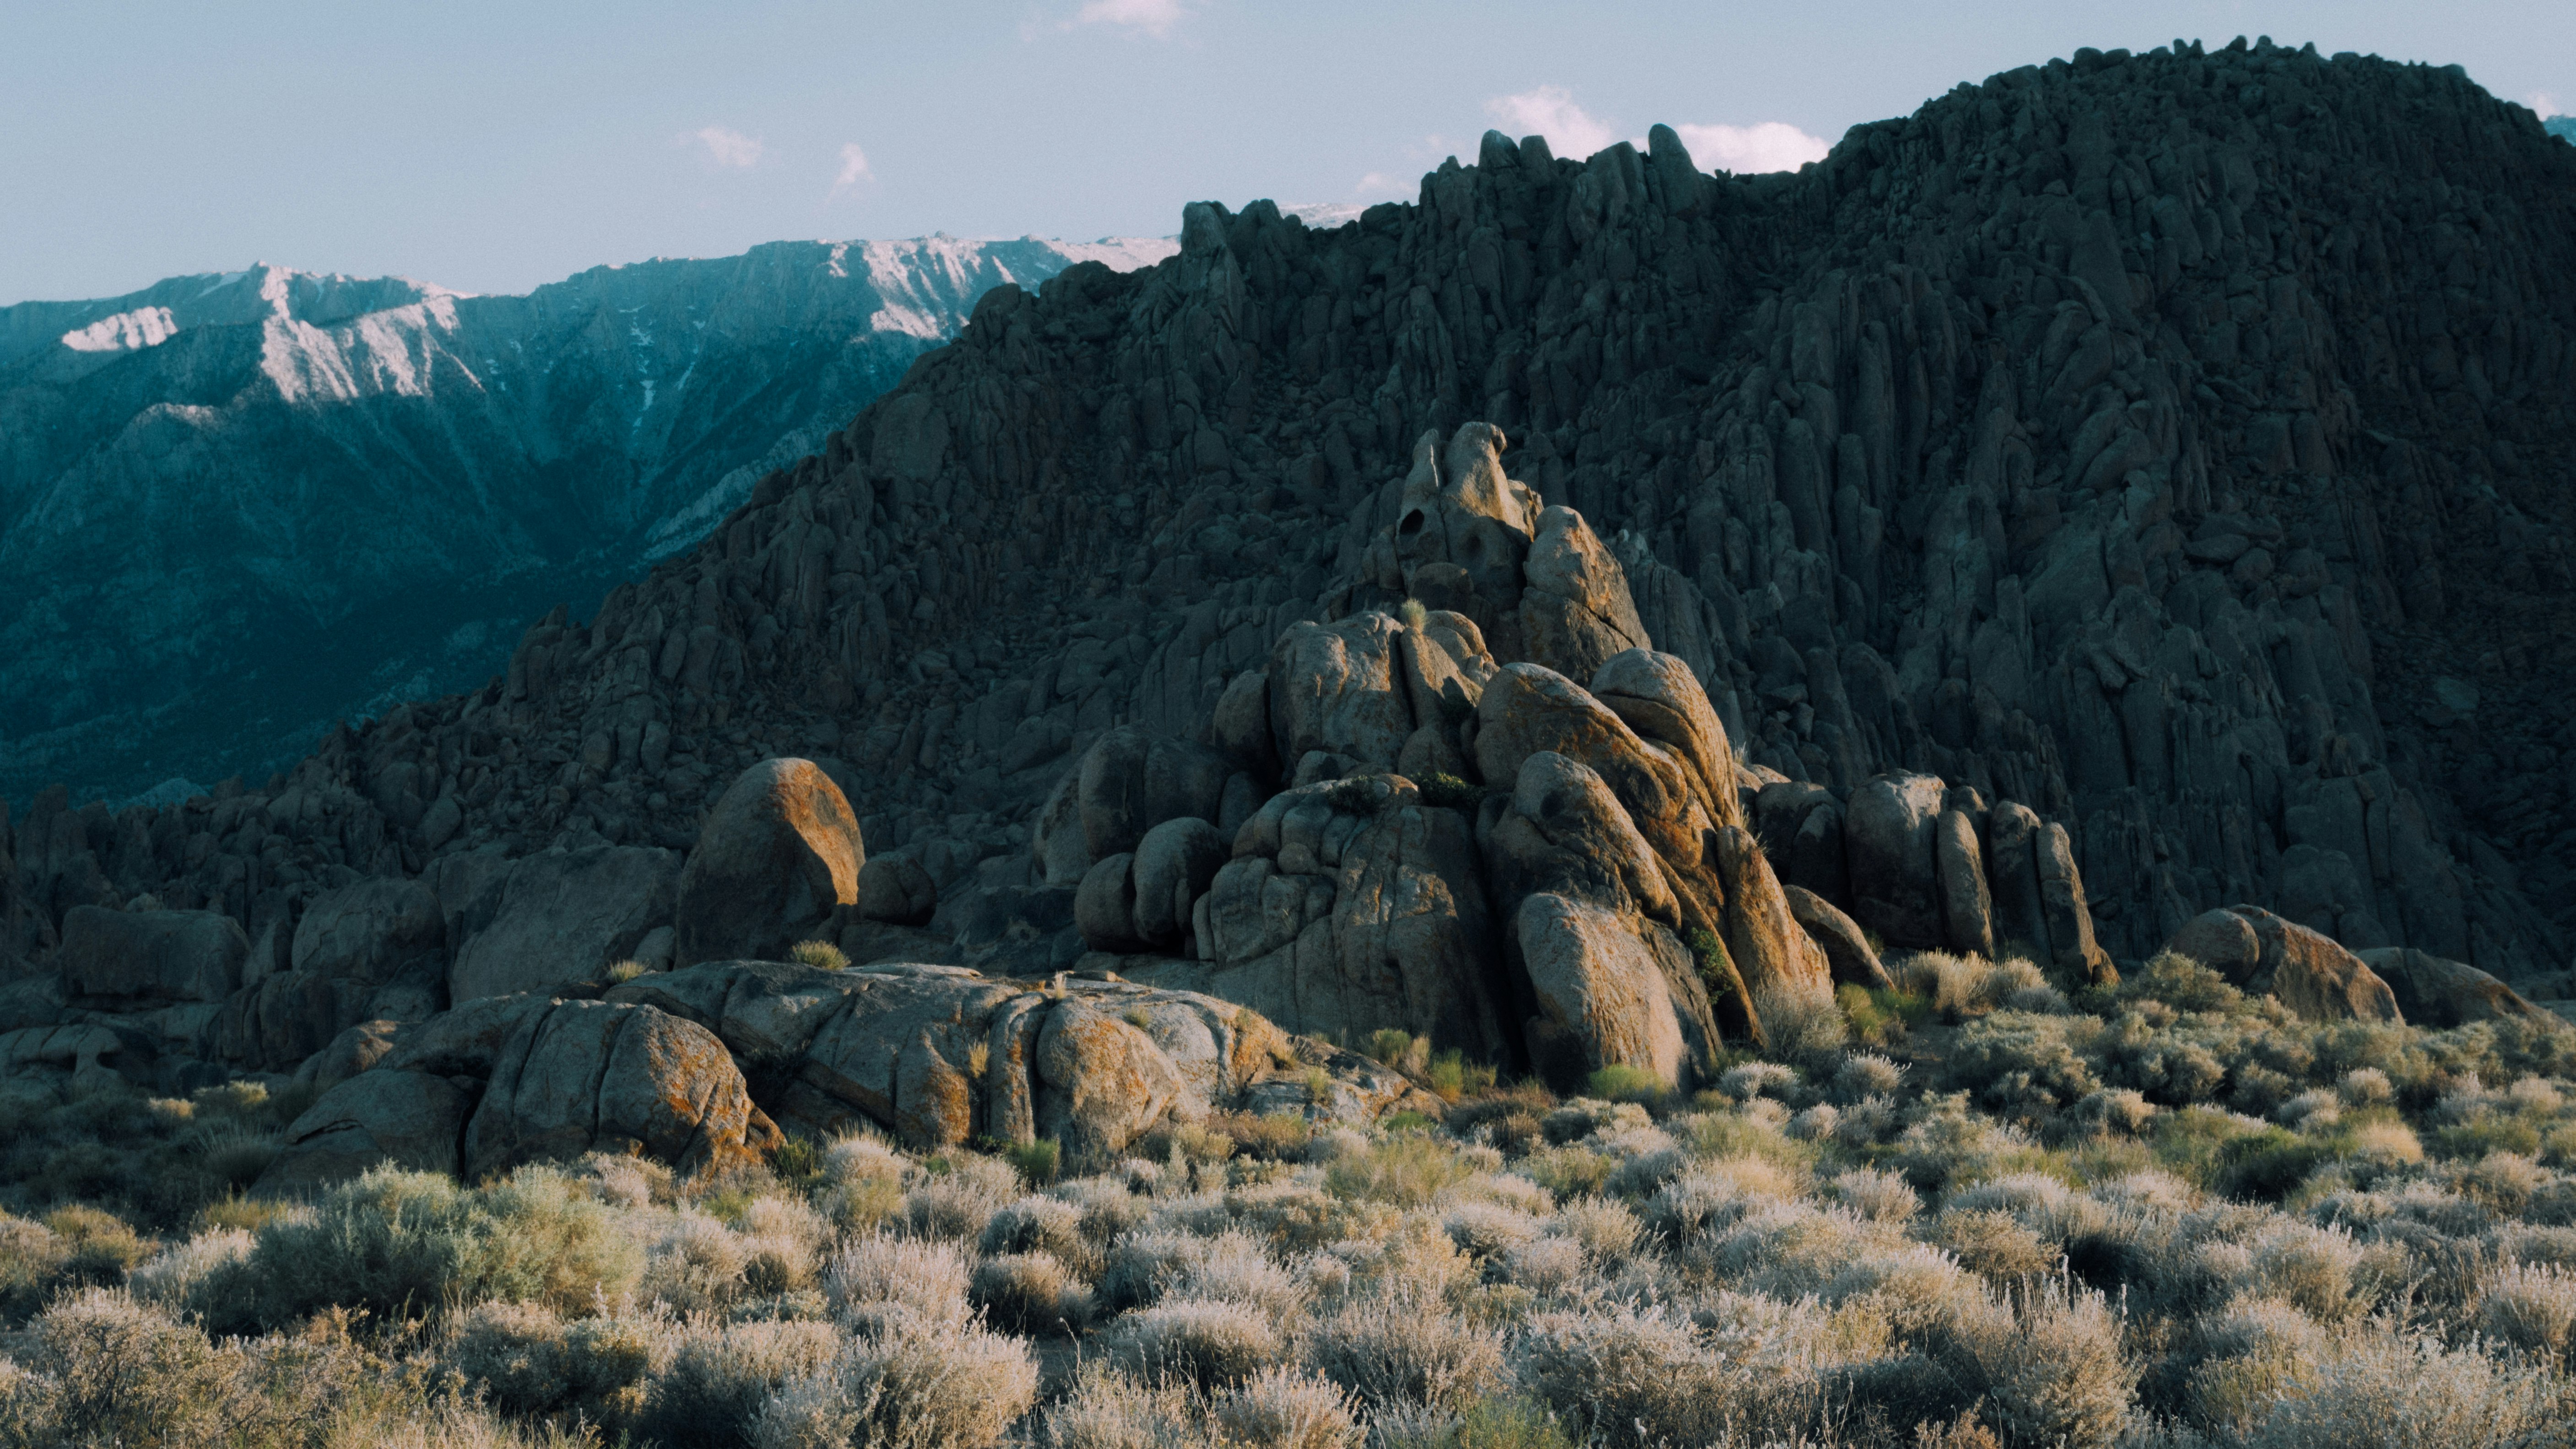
(7, 40), (2576, 1184)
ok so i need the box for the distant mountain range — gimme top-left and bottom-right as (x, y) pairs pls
(0, 236), (1174, 804)
(2550, 114), (2576, 143)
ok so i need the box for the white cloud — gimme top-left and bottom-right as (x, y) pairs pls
(2529, 91), (2564, 119)
(1073, 0), (1188, 36)
(834, 143), (873, 190)
(1672, 121), (1830, 174)
(1354, 171), (1405, 197)
(1486, 85), (1618, 158)
(693, 126), (764, 168)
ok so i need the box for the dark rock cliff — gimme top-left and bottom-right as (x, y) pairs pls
(6, 39), (2572, 1009)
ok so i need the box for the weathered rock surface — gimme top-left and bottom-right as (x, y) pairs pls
(257, 1071), (473, 1195)
(449, 846), (678, 1002)
(855, 854), (939, 927)
(2355, 947), (2551, 1027)
(1176, 774), (1512, 1061)
(675, 760), (864, 967)
(57, 907), (247, 1004)
(1515, 892), (1688, 1087)
(461, 998), (776, 1180)
(2165, 905), (2401, 1022)
(1784, 886), (1894, 991)
(1844, 776), (1947, 952)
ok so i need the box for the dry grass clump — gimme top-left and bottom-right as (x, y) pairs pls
(1100, 1296), (1283, 1389)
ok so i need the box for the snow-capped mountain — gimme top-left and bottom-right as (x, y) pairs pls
(0, 236), (1175, 805)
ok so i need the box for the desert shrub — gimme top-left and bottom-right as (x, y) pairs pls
(1498, 1235), (1586, 1294)
(579, 1149), (676, 1209)
(817, 1134), (907, 1232)
(2248, 1220), (2370, 1323)
(1005, 1138), (1063, 1187)
(1582, 1065), (1666, 1106)
(1947, 1014), (2102, 1127)
(750, 1318), (1036, 1449)
(1163, 1229), (1311, 1322)
(1819, 1241), (1978, 1335)
(1205, 1109), (1313, 1162)
(206, 1164), (638, 1332)
(978, 1194), (1093, 1275)
(1929, 1276), (2135, 1449)
(2117, 952), (2239, 1014)
(1039, 1364), (1199, 1449)
(639, 1318), (841, 1449)
(1442, 1200), (1543, 1262)
(1325, 1134), (1474, 1206)
(126, 1225), (253, 1310)
(1514, 1143), (1613, 1198)
(1888, 1093), (2034, 1192)
(2218, 1126), (2331, 1201)
(18, 1287), (242, 1446)
(1373, 1396), (1577, 1449)
(1831, 1051), (1909, 1103)
(1209, 1365), (1362, 1449)
(971, 1252), (1093, 1334)
(1929, 1208), (2056, 1281)
(1546, 1195), (1640, 1258)
(787, 940), (849, 970)
(824, 1233), (971, 1335)
(1511, 1303), (1729, 1447)
(2072, 1088), (2156, 1137)
(2476, 1260), (2576, 1365)
(1830, 1168), (1921, 1223)
(1101, 1296), (1281, 1389)
(739, 1194), (828, 1297)
(445, 1299), (578, 1416)
(1416, 773), (1486, 811)
(1299, 1296), (1505, 1410)
(2231, 1317), (2569, 1448)
(0, 1212), (71, 1322)
(904, 1153), (1021, 1241)
(642, 1211), (752, 1314)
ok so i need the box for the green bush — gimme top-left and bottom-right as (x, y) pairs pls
(202, 1164), (640, 1333)
(1005, 1138), (1062, 1187)
(1325, 1135), (1476, 1206)
(1584, 1065), (1667, 1106)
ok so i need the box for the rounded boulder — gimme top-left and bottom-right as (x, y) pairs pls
(675, 758), (865, 968)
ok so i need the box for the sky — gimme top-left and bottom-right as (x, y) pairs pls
(2, 0), (2571, 306)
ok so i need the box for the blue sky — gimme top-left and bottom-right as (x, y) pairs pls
(2, 0), (2569, 305)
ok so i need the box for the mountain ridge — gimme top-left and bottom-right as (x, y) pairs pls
(0, 235), (1177, 805)
(3, 36), (2572, 1007)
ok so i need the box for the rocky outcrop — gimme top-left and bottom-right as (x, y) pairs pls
(675, 760), (865, 967)
(2165, 905), (2403, 1022)
(56, 907), (246, 1006)
(462, 999), (777, 1180)
(606, 957), (1431, 1159)
(11, 41), (2574, 1127)
(1158, 773), (1512, 1063)
(445, 845), (679, 1002)
(256, 1071), (474, 1194)
(2354, 947), (2551, 1028)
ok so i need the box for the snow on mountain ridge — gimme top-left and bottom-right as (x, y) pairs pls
(0, 233), (1178, 802)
